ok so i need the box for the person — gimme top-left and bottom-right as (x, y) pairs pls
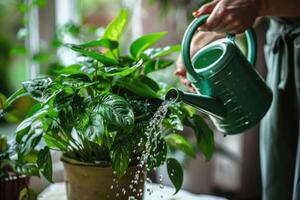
(175, 0), (300, 199)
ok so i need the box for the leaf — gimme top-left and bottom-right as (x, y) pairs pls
(20, 122), (43, 156)
(61, 74), (95, 90)
(144, 45), (181, 59)
(44, 132), (69, 152)
(102, 9), (128, 42)
(144, 59), (173, 74)
(37, 147), (53, 182)
(167, 158), (183, 194)
(163, 113), (184, 131)
(0, 93), (6, 109)
(79, 38), (118, 49)
(16, 108), (48, 134)
(146, 136), (167, 170)
(6, 88), (28, 108)
(184, 115), (214, 161)
(32, 52), (51, 63)
(76, 112), (105, 142)
(93, 94), (134, 129)
(0, 135), (8, 152)
(53, 64), (83, 75)
(16, 163), (40, 177)
(67, 44), (118, 66)
(117, 76), (161, 99)
(22, 78), (53, 102)
(102, 9), (128, 58)
(165, 133), (196, 158)
(130, 32), (167, 59)
(111, 142), (130, 177)
(19, 187), (37, 200)
(102, 59), (143, 77)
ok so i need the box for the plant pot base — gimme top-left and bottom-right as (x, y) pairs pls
(62, 157), (145, 200)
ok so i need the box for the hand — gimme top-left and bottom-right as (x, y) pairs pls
(193, 0), (260, 34)
(175, 31), (224, 92)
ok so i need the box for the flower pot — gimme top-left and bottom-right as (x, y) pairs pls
(0, 174), (30, 200)
(61, 155), (146, 200)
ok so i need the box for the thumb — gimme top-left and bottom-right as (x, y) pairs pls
(193, 0), (219, 17)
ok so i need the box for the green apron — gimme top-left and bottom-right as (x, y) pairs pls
(260, 18), (300, 200)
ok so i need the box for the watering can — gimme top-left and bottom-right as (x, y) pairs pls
(166, 14), (273, 134)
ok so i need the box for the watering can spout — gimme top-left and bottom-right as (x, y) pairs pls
(165, 88), (227, 120)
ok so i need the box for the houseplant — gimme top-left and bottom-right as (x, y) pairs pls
(0, 134), (37, 200)
(2, 9), (215, 199)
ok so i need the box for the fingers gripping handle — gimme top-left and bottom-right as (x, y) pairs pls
(181, 14), (257, 79)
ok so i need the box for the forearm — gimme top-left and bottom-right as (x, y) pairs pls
(259, 0), (300, 17)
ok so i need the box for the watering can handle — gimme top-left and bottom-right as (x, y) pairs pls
(182, 14), (257, 78)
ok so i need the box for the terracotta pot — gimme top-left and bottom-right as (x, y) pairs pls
(0, 175), (30, 200)
(61, 156), (146, 200)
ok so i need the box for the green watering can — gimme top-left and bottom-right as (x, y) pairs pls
(166, 14), (273, 134)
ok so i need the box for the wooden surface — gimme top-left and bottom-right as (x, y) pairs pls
(38, 182), (228, 200)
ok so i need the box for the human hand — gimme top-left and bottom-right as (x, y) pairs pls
(175, 31), (224, 92)
(193, 0), (260, 34)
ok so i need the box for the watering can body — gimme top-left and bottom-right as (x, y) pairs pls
(167, 14), (273, 134)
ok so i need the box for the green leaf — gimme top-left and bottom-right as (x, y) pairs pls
(163, 113), (184, 131)
(44, 131), (69, 152)
(130, 32), (167, 59)
(102, 59), (143, 77)
(144, 59), (173, 74)
(102, 9), (128, 42)
(22, 78), (53, 102)
(0, 135), (8, 152)
(146, 136), (167, 170)
(0, 93), (6, 109)
(111, 142), (130, 177)
(102, 9), (128, 58)
(32, 52), (51, 63)
(76, 112), (104, 142)
(165, 133), (196, 158)
(44, 135), (67, 151)
(16, 108), (48, 134)
(53, 64), (83, 75)
(79, 38), (118, 49)
(167, 158), (183, 194)
(19, 187), (37, 200)
(184, 115), (214, 161)
(20, 123), (43, 156)
(144, 45), (181, 59)
(67, 44), (118, 66)
(117, 76), (161, 99)
(93, 94), (134, 129)
(61, 74), (95, 90)
(37, 147), (53, 182)
(6, 88), (28, 108)
(16, 163), (40, 177)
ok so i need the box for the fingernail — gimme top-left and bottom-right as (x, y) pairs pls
(192, 10), (200, 17)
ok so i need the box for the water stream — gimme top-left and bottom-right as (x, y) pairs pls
(111, 100), (174, 199)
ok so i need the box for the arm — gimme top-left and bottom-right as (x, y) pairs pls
(193, 0), (300, 34)
(260, 0), (300, 17)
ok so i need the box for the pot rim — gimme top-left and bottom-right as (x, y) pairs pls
(61, 154), (141, 169)
(60, 154), (112, 167)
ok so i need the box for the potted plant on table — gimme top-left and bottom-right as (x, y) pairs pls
(0, 134), (37, 200)
(2, 9), (214, 200)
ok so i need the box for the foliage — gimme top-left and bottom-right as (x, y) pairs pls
(2, 9), (214, 193)
(0, 135), (36, 200)
(0, 135), (14, 178)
